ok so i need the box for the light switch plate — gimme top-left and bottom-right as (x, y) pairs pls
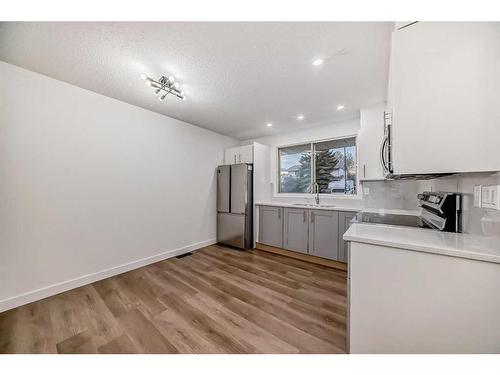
(363, 187), (370, 195)
(474, 185), (482, 208)
(481, 185), (500, 210)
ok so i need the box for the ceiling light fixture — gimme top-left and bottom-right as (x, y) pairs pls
(297, 114), (304, 120)
(141, 74), (186, 102)
(337, 104), (345, 111)
(312, 59), (324, 66)
(266, 123), (273, 127)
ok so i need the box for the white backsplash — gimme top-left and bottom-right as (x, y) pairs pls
(362, 180), (428, 210)
(363, 172), (500, 237)
(427, 172), (500, 237)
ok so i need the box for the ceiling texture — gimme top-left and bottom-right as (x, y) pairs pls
(0, 22), (392, 140)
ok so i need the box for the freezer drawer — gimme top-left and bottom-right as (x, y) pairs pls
(217, 213), (246, 249)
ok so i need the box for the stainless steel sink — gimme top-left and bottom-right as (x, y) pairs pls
(292, 203), (336, 208)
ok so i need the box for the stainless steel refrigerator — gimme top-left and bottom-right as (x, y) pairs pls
(217, 163), (253, 249)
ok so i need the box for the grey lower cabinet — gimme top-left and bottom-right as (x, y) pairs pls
(258, 205), (357, 263)
(338, 211), (357, 262)
(258, 205), (283, 248)
(283, 208), (309, 254)
(308, 210), (340, 260)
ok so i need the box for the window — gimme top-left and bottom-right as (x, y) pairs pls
(278, 144), (311, 193)
(278, 137), (357, 195)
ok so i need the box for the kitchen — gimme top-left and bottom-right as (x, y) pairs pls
(0, 15), (500, 366)
(218, 22), (500, 354)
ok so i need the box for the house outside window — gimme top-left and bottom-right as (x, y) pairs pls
(278, 137), (357, 195)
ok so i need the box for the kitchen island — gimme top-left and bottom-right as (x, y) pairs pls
(344, 223), (500, 353)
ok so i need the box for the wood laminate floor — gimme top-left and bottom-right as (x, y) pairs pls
(0, 245), (347, 354)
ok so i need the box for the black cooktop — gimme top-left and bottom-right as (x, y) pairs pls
(354, 212), (427, 228)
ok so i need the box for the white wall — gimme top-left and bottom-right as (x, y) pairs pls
(244, 119), (360, 150)
(0, 62), (238, 311)
(242, 118), (364, 208)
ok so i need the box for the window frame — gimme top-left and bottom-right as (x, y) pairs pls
(275, 134), (361, 200)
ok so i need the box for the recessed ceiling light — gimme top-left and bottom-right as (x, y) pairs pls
(297, 114), (304, 120)
(266, 123), (273, 127)
(337, 104), (345, 111)
(312, 59), (324, 66)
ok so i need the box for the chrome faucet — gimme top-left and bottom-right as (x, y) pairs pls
(312, 182), (320, 205)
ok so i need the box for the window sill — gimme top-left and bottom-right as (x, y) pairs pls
(273, 193), (363, 200)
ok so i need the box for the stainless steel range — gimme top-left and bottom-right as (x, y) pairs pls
(354, 191), (462, 232)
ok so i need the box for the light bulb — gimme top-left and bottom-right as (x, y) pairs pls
(336, 104), (345, 111)
(168, 76), (175, 83)
(312, 59), (323, 66)
(154, 88), (161, 95)
(266, 123), (273, 127)
(145, 78), (153, 86)
(297, 114), (304, 120)
(173, 82), (180, 89)
(159, 93), (167, 101)
(182, 96), (186, 101)
(140, 73), (148, 80)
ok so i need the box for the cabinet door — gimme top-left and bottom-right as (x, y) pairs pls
(390, 22), (500, 174)
(338, 211), (357, 263)
(308, 210), (339, 260)
(258, 206), (283, 248)
(238, 145), (254, 164)
(224, 148), (237, 165)
(283, 208), (309, 254)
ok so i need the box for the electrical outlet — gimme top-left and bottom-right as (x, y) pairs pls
(481, 185), (500, 210)
(363, 187), (370, 195)
(474, 185), (482, 208)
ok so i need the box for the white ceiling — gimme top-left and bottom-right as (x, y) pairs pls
(0, 22), (392, 140)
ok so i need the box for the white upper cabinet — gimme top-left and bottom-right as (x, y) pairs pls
(224, 144), (253, 164)
(238, 144), (253, 164)
(389, 22), (500, 174)
(358, 103), (386, 180)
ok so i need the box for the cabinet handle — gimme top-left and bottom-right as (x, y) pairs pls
(303, 210), (306, 222)
(311, 212), (315, 223)
(234, 154), (236, 164)
(238, 154), (241, 163)
(278, 209), (281, 220)
(363, 164), (366, 178)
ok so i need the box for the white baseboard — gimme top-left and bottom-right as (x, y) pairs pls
(0, 238), (216, 313)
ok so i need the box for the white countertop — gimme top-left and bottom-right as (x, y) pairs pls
(255, 201), (421, 215)
(344, 222), (500, 264)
